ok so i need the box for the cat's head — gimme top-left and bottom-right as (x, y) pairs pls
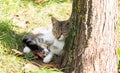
(22, 34), (49, 56)
(51, 17), (69, 40)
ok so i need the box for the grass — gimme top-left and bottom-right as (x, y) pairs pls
(26, 67), (63, 73)
(0, 0), (72, 72)
(1, 0), (119, 72)
(118, 17), (120, 73)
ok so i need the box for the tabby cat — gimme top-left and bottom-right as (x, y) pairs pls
(22, 17), (69, 63)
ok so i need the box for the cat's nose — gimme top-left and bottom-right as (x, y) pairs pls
(57, 36), (60, 39)
(58, 35), (64, 41)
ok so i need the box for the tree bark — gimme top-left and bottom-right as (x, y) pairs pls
(61, 0), (118, 73)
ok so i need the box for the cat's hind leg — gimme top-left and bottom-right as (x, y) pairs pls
(23, 46), (31, 53)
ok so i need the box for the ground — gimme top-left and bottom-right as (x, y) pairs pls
(0, 0), (120, 73)
(0, 0), (71, 73)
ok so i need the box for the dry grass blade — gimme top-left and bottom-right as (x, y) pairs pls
(11, 49), (24, 56)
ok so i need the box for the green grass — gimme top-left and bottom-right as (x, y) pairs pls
(0, 0), (71, 72)
(33, 68), (63, 73)
(118, 16), (120, 73)
(0, 0), (120, 72)
(0, 20), (19, 53)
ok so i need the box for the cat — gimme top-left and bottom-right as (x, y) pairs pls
(51, 17), (69, 41)
(23, 17), (68, 63)
(22, 27), (64, 63)
(22, 26), (54, 56)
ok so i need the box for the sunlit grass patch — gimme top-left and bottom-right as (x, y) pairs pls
(0, 0), (72, 28)
(118, 17), (120, 26)
(0, 55), (25, 73)
(35, 67), (63, 73)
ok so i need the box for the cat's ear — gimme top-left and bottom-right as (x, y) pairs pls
(51, 17), (59, 25)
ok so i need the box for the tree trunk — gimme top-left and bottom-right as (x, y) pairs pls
(61, 0), (118, 73)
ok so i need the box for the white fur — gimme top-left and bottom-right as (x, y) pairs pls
(50, 39), (64, 55)
(42, 38), (64, 63)
(23, 46), (31, 53)
(40, 44), (49, 56)
(35, 31), (65, 63)
(23, 25), (65, 63)
(58, 35), (65, 41)
(36, 31), (55, 44)
(43, 52), (53, 63)
(33, 25), (55, 45)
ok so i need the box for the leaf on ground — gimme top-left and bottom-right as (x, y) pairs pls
(32, 50), (44, 59)
(24, 52), (34, 59)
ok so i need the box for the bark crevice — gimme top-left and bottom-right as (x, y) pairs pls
(60, 0), (118, 73)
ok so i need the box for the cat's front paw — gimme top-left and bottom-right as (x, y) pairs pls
(43, 52), (53, 63)
(43, 57), (51, 63)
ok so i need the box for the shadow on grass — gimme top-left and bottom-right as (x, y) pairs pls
(0, 20), (26, 53)
(0, 19), (46, 65)
(0, 19), (63, 65)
